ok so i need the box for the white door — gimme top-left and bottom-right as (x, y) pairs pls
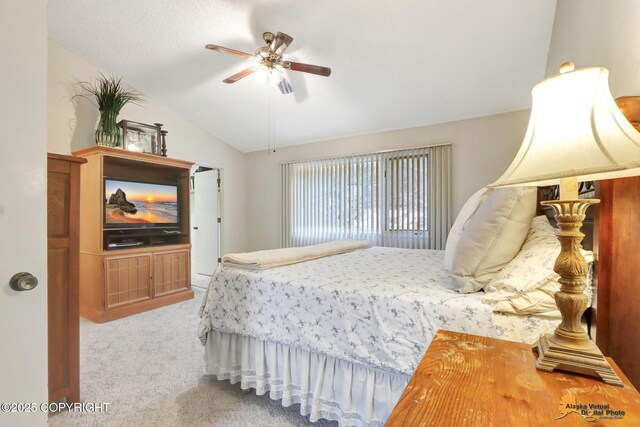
(0, 1), (49, 426)
(192, 168), (220, 276)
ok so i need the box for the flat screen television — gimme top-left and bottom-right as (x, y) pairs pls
(104, 178), (180, 229)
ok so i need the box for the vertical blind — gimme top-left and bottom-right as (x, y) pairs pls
(281, 144), (451, 249)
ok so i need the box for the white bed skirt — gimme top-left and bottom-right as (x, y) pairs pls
(203, 330), (410, 427)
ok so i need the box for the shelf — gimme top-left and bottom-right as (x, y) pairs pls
(104, 228), (188, 250)
(72, 145), (193, 169)
(73, 146), (194, 323)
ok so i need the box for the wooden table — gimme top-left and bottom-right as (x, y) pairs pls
(386, 330), (640, 426)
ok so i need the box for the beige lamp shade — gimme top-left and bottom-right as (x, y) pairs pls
(491, 66), (640, 188)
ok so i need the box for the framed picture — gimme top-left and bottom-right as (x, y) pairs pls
(118, 120), (163, 155)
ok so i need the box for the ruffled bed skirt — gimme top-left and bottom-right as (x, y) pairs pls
(203, 330), (410, 427)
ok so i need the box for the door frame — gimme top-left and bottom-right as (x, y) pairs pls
(190, 164), (223, 274)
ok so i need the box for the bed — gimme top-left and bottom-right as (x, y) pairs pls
(197, 215), (572, 426)
(198, 249), (563, 425)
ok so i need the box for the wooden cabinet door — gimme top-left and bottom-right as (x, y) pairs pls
(47, 156), (82, 403)
(153, 250), (190, 297)
(48, 160), (72, 401)
(104, 254), (152, 309)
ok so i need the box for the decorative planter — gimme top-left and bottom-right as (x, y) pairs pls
(95, 109), (122, 147)
(75, 74), (143, 148)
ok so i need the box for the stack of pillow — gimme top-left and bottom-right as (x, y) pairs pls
(445, 186), (537, 293)
(483, 215), (593, 317)
(444, 186), (593, 317)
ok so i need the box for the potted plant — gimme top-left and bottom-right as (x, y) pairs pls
(76, 74), (143, 147)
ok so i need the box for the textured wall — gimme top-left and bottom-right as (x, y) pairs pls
(546, 0), (640, 96)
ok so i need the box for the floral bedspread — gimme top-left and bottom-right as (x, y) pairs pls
(198, 247), (558, 375)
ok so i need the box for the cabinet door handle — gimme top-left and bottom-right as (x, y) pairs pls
(193, 226), (198, 230)
(9, 272), (39, 291)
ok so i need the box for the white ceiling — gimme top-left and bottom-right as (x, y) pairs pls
(49, 0), (557, 153)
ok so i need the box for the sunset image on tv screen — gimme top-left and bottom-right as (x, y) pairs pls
(104, 179), (178, 224)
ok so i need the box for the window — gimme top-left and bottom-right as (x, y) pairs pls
(386, 153), (428, 232)
(282, 144), (451, 249)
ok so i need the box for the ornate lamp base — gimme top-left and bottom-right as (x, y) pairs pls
(534, 333), (623, 386)
(537, 194), (623, 387)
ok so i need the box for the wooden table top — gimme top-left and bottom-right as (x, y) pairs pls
(386, 330), (640, 426)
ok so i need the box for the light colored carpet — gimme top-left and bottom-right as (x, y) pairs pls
(48, 288), (337, 427)
(191, 273), (212, 290)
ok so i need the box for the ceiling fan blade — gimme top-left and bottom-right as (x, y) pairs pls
(205, 44), (254, 59)
(223, 67), (256, 84)
(278, 78), (294, 95)
(282, 61), (331, 77)
(271, 32), (294, 57)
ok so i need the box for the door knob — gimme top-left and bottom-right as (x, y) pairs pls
(9, 272), (39, 291)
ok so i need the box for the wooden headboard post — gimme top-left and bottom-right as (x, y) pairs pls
(592, 96), (640, 389)
(596, 177), (640, 389)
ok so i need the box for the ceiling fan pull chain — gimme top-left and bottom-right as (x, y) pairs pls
(271, 89), (276, 153)
(267, 88), (272, 155)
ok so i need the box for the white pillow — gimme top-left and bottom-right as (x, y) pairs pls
(484, 216), (559, 296)
(444, 187), (491, 271)
(451, 187), (537, 293)
(521, 215), (558, 249)
(483, 215), (594, 316)
(490, 269), (593, 317)
(491, 280), (561, 317)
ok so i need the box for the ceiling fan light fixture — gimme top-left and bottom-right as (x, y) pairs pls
(254, 65), (269, 84)
(206, 31), (331, 94)
(268, 67), (286, 86)
(255, 63), (285, 86)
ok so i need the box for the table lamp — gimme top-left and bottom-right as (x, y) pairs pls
(491, 62), (640, 386)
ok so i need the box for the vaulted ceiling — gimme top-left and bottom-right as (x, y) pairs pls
(49, 0), (557, 152)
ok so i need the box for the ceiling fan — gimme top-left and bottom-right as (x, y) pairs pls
(205, 31), (331, 94)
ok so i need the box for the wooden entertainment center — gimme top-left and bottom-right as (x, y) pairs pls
(73, 146), (193, 323)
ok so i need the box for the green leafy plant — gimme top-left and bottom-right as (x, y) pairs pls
(77, 73), (143, 111)
(75, 73), (144, 147)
